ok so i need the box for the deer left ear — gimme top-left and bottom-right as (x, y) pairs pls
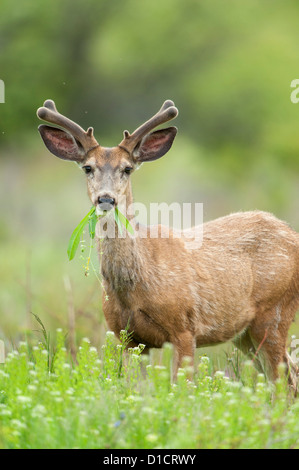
(38, 124), (86, 162)
(133, 127), (177, 163)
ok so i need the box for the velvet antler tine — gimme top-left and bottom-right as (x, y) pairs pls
(43, 99), (58, 112)
(119, 100), (178, 154)
(37, 99), (98, 152)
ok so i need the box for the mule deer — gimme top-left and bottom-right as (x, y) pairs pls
(37, 99), (299, 389)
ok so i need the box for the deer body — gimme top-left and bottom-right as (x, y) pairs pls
(37, 99), (299, 388)
(101, 209), (299, 381)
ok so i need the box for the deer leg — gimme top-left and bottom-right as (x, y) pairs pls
(283, 351), (298, 393)
(248, 326), (283, 382)
(248, 302), (298, 391)
(233, 329), (264, 374)
(172, 331), (196, 381)
(280, 301), (299, 393)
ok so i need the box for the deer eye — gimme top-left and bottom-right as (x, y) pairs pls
(83, 165), (92, 174)
(124, 166), (133, 175)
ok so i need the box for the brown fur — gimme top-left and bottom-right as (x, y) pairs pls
(37, 99), (299, 389)
(99, 195), (299, 388)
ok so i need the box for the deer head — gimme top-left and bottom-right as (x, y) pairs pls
(37, 99), (178, 213)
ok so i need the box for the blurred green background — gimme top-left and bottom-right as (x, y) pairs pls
(1, 0), (299, 352)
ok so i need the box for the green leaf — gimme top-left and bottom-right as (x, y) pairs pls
(67, 205), (134, 262)
(114, 207), (134, 235)
(88, 209), (97, 239)
(67, 206), (96, 261)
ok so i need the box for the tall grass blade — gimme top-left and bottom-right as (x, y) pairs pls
(67, 206), (96, 260)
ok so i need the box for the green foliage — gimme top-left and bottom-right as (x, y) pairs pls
(67, 205), (134, 261)
(67, 207), (96, 261)
(0, 334), (299, 449)
(2, 0), (299, 177)
(114, 207), (134, 236)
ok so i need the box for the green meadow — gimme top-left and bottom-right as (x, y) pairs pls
(1, 0), (299, 450)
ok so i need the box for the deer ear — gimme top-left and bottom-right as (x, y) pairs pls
(133, 127), (177, 163)
(38, 125), (85, 162)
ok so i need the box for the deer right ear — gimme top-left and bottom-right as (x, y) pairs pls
(132, 127), (177, 163)
(38, 125), (85, 162)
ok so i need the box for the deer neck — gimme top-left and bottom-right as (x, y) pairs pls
(98, 183), (143, 292)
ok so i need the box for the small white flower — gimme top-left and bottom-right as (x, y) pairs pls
(131, 353), (140, 360)
(0, 370), (9, 378)
(229, 381), (242, 389)
(106, 331), (115, 338)
(214, 370), (225, 378)
(213, 392), (223, 400)
(32, 404), (47, 417)
(11, 419), (27, 429)
(142, 406), (154, 415)
(241, 386), (252, 395)
(146, 434), (158, 443)
(200, 356), (210, 364)
(16, 395), (31, 404)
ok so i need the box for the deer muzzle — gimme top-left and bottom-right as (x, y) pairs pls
(98, 196), (116, 211)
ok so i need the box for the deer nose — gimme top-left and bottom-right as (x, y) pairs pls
(98, 196), (116, 211)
